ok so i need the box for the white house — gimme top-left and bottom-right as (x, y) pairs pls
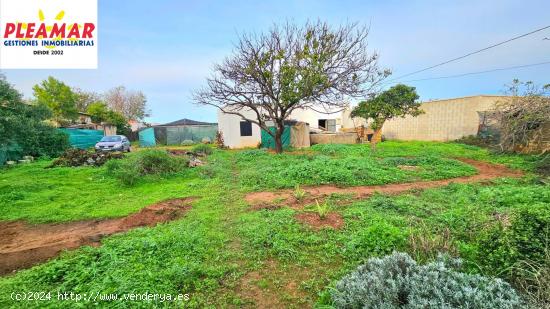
(217, 105), (358, 148)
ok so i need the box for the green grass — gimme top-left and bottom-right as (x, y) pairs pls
(236, 146), (481, 191)
(0, 159), (200, 223)
(0, 141), (545, 308)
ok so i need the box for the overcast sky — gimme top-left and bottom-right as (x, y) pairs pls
(2, 0), (549, 123)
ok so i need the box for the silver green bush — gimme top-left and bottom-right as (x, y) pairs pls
(332, 252), (523, 309)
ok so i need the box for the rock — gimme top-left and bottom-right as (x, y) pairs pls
(188, 158), (203, 167)
(23, 155), (34, 161)
(18, 159), (31, 164)
(6, 161), (16, 166)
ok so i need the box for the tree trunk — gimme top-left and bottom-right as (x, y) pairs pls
(370, 120), (385, 151)
(274, 122), (284, 154)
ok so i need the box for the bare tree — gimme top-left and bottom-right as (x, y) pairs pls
(194, 20), (389, 153)
(104, 86), (149, 121)
(491, 80), (550, 153)
(73, 88), (101, 112)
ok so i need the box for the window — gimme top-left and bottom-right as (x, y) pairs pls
(318, 119), (327, 131)
(318, 119), (336, 132)
(240, 121), (252, 136)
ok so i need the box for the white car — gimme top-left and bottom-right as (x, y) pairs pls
(94, 135), (131, 152)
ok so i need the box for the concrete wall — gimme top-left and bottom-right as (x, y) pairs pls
(341, 108), (367, 129)
(382, 95), (511, 141)
(310, 133), (357, 145)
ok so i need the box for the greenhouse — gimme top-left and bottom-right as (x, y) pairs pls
(139, 118), (218, 146)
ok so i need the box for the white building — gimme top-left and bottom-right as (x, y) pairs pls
(217, 106), (357, 149)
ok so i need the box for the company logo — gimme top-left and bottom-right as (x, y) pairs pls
(0, 0), (98, 69)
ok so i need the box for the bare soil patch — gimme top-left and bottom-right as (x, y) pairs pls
(0, 197), (194, 275)
(236, 259), (312, 308)
(245, 158), (522, 209)
(295, 212), (344, 230)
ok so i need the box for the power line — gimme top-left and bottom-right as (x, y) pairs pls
(384, 61), (550, 85)
(385, 25), (550, 83)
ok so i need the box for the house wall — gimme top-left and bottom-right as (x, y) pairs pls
(217, 106), (346, 149)
(382, 95), (512, 141)
(287, 108), (342, 131)
(217, 109), (262, 148)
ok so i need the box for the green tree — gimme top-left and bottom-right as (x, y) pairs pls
(0, 75), (69, 164)
(194, 21), (389, 153)
(32, 76), (78, 125)
(86, 101), (110, 123)
(106, 110), (131, 136)
(351, 84), (423, 149)
(86, 102), (130, 135)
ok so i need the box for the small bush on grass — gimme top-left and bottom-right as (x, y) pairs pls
(180, 140), (195, 146)
(331, 252), (522, 309)
(49, 148), (124, 167)
(106, 149), (188, 185)
(192, 144), (213, 156)
(477, 206), (549, 277)
(344, 221), (407, 260)
(293, 184), (306, 201)
(315, 199), (330, 220)
(455, 134), (495, 148)
(512, 247), (550, 309)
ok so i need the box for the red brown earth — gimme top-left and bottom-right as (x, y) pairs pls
(0, 197), (194, 275)
(294, 212), (344, 230)
(246, 158), (523, 210)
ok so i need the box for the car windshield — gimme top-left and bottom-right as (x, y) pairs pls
(100, 136), (121, 142)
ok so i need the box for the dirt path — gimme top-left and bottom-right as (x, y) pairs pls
(0, 197), (194, 275)
(245, 158), (523, 209)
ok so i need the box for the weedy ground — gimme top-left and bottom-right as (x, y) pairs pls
(0, 141), (547, 308)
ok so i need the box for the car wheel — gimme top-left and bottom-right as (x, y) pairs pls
(127, 146), (131, 152)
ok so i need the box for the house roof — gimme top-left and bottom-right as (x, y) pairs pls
(157, 118), (217, 126)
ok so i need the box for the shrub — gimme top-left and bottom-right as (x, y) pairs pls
(0, 142), (22, 165)
(215, 131), (227, 149)
(192, 144), (213, 156)
(49, 149), (124, 167)
(512, 248), (550, 309)
(106, 149), (188, 185)
(314, 199), (330, 220)
(1, 75), (70, 163)
(344, 221), (407, 260)
(534, 154), (549, 177)
(477, 207), (549, 277)
(180, 140), (195, 146)
(455, 135), (495, 148)
(331, 252), (522, 309)
(293, 184), (306, 201)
